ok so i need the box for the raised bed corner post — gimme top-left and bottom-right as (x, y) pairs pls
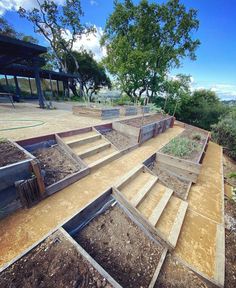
(30, 159), (46, 197)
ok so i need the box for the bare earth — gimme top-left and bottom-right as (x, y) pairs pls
(122, 114), (165, 127)
(75, 204), (164, 288)
(0, 230), (112, 288)
(0, 140), (27, 167)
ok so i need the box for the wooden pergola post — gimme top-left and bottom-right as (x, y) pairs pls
(56, 80), (60, 98)
(34, 67), (44, 108)
(49, 73), (54, 99)
(14, 76), (21, 101)
(28, 78), (33, 97)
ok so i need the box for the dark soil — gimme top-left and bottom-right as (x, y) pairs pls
(33, 145), (81, 186)
(161, 128), (208, 162)
(148, 161), (190, 200)
(155, 254), (214, 288)
(122, 114), (166, 128)
(75, 204), (164, 288)
(0, 140), (27, 167)
(225, 198), (236, 288)
(0, 230), (112, 288)
(101, 129), (137, 151)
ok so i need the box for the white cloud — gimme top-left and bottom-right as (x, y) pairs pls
(72, 26), (106, 61)
(0, 0), (65, 15)
(90, 0), (98, 6)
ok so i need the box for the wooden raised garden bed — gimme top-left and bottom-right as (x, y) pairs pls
(63, 190), (167, 288)
(0, 229), (117, 287)
(113, 114), (175, 143)
(0, 139), (35, 219)
(143, 154), (192, 201)
(17, 133), (89, 196)
(73, 105), (120, 120)
(156, 128), (210, 183)
(95, 123), (139, 153)
(119, 105), (138, 116)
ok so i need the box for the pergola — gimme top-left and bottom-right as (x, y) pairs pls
(0, 35), (77, 108)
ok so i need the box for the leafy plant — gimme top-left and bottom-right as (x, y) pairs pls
(229, 172), (236, 179)
(192, 133), (202, 141)
(162, 137), (201, 158)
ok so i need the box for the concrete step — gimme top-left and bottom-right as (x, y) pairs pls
(88, 150), (121, 170)
(155, 196), (188, 249)
(78, 142), (111, 158)
(68, 134), (101, 148)
(130, 176), (158, 207)
(148, 188), (173, 226)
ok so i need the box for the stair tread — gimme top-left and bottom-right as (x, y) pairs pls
(68, 134), (101, 147)
(72, 138), (107, 154)
(78, 142), (111, 158)
(130, 176), (158, 207)
(84, 147), (117, 164)
(88, 150), (120, 168)
(148, 187), (173, 226)
(115, 164), (143, 189)
(63, 130), (97, 144)
(120, 171), (156, 201)
(155, 196), (188, 248)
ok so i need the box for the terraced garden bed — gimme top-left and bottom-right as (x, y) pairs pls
(63, 191), (166, 288)
(0, 139), (34, 219)
(73, 105), (120, 120)
(156, 128), (210, 183)
(0, 230), (114, 288)
(18, 134), (89, 196)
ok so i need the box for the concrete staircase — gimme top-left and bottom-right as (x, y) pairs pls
(114, 164), (188, 250)
(61, 129), (120, 170)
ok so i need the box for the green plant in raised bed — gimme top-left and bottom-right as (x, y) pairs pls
(162, 137), (201, 158)
(191, 133), (202, 141)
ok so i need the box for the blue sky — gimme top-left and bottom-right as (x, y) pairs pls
(1, 0), (236, 100)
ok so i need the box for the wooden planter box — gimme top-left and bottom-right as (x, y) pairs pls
(94, 123), (139, 154)
(17, 134), (89, 196)
(119, 105), (138, 116)
(113, 115), (175, 144)
(143, 153), (192, 201)
(63, 189), (167, 288)
(156, 131), (210, 183)
(73, 105), (120, 120)
(137, 106), (150, 114)
(0, 141), (34, 219)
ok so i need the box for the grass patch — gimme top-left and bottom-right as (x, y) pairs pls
(162, 137), (201, 158)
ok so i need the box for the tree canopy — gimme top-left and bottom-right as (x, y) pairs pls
(66, 51), (111, 101)
(101, 0), (200, 101)
(18, 0), (93, 73)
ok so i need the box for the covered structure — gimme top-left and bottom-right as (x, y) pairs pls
(0, 35), (77, 108)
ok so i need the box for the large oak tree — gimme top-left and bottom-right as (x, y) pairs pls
(101, 0), (200, 101)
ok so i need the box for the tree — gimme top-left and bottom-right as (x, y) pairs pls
(0, 17), (18, 38)
(178, 89), (227, 130)
(19, 0), (93, 74)
(212, 109), (236, 160)
(101, 0), (200, 102)
(66, 51), (111, 101)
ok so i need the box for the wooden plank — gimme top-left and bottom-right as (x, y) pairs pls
(113, 121), (140, 139)
(214, 224), (225, 287)
(148, 188), (173, 226)
(55, 134), (87, 169)
(157, 152), (201, 174)
(68, 134), (101, 147)
(130, 176), (158, 207)
(112, 187), (173, 250)
(79, 142), (111, 158)
(156, 161), (198, 183)
(59, 228), (122, 288)
(148, 248), (168, 288)
(46, 168), (89, 196)
(89, 151), (121, 170)
(168, 201), (188, 248)
(114, 164), (143, 190)
(58, 126), (92, 138)
(30, 159), (45, 196)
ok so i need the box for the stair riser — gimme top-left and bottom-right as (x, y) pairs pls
(79, 143), (111, 158)
(68, 134), (101, 148)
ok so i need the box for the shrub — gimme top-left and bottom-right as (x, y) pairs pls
(211, 111), (236, 160)
(162, 137), (201, 158)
